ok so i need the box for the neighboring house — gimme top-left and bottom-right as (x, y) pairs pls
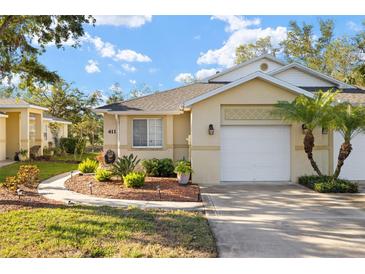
(95, 54), (365, 185)
(0, 99), (71, 160)
(42, 113), (71, 148)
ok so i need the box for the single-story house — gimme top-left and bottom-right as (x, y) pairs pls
(94, 54), (365, 185)
(42, 113), (71, 148)
(0, 99), (71, 160)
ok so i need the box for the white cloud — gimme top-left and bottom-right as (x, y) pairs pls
(347, 21), (362, 32)
(129, 79), (137, 85)
(174, 73), (194, 83)
(94, 16), (152, 28)
(197, 16), (287, 68)
(85, 34), (152, 63)
(194, 35), (201, 40)
(212, 16), (261, 32)
(121, 63), (137, 72)
(115, 49), (151, 62)
(85, 60), (101, 73)
(195, 68), (219, 80)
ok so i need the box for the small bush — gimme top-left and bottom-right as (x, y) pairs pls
(17, 165), (40, 187)
(3, 176), (19, 191)
(78, 158), (99, 173)
(123, 172), (145, 188)
(59, 137), (78, 154)
(112, 154), (140, 177)
(95, 169), (113, 182)
(174, 160), (193, 174)
(141, 158), (174, 177)
(298, 175), (358, 193)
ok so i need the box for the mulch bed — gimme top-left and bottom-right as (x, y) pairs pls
(0, 186), (62, 213)
(65, 174), (201, 202)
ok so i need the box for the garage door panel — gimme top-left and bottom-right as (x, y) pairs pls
(334, 132), (365, 180)
(221, 125), (291, 182)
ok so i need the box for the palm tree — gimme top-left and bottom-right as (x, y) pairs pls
(331, 103), (365, 179)
(273, 91), (337, 176)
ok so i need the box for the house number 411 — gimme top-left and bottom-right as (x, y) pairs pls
(108, 129), (116, 134)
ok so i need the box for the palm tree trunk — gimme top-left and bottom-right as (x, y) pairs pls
(303, 129), (322, 176)
(333, 141), (352, 179)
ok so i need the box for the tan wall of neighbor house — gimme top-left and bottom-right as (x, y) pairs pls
(0, 117), (6, 160)
(43, 121), (68, 148)
(190, 78), (331, 185)
(103, 112), (191, 162)
(5, 112), (20, 159)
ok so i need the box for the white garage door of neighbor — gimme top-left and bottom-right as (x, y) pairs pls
(334, 132), (365, 180)
(221, 125), (291, 182)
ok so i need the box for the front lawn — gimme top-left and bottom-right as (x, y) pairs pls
(0, 206), (216, 258)
(51, 152), (98, 162)
(0, 161), (78, 183)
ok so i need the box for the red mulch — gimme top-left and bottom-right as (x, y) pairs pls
(65, 175), (201, 202)
(0, 186), (62, 213)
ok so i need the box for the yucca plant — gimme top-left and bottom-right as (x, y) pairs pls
(273, 91), (337, 176)
(331, 103), (365, 179)
(112, 154), (140, 178)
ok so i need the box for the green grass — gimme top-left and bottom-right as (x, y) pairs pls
(0, 206), (216, 258)
(52, 152), (98, 162)
(0, 161), (78, 183)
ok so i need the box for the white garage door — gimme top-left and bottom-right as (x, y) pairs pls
(334, 132), (365, 180)
(221, 125), (291, 182)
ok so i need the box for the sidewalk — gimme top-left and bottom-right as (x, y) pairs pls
(38, 172), (204, 211)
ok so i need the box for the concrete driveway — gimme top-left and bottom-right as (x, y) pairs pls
(201, 183), (365, 257)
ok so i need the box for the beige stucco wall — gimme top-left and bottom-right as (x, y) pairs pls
(190, 78), (331, 185)
(4, 111), (20, 159)
(0, 117), (6, 160)
(103, 112), (191, 162)
(43, 121), (68, 148)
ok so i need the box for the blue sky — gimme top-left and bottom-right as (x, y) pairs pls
(39, 15), (364, 100)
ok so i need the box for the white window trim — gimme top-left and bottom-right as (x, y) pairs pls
(132, 118), (163, 149)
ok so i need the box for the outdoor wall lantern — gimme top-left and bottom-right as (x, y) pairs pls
(208, 124), (214, 135)
(301, 124), (307, 134)
(322, 127), (328, 134)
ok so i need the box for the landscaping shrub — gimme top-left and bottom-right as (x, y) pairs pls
(112, 154), (140, 177)
(123, 172), (145, 188)
(298, 175), (358, 193)
(95, 169), (113, 182)
(17, 165), (40, 187)
(141, 158), (174, 177)
(78, 158), (99, 173)
(174, 160), (193, 175)
(3, 176), (19, 191)
(59, 137), (78, 154)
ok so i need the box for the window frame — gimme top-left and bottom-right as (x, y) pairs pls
(132, 118), (163, 148)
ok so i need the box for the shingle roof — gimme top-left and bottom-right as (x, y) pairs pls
(96, 83), (226, 112)
(43, 113), (71, 124)
(0, 98), (48, 110)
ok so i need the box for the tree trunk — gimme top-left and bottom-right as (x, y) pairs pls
(333, 141), (352, 179)
(303, 129), (323, 176)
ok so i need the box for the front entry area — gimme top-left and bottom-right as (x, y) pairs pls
(220, 125), (291, 182)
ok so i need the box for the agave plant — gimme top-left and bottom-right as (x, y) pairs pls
(273, 91), (337, 176)
(112, 153), (140, 178)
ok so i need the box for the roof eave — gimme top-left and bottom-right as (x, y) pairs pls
(184, 71), (314, 107)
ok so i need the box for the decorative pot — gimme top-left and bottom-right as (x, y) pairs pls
(177, 172), (190, 185)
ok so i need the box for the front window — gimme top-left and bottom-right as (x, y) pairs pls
(133, 118), (163, 147)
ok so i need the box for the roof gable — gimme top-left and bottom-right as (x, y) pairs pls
(205, 54), (286, 83)
(269, 63), (355, 89)
(184, 71), (314, 107)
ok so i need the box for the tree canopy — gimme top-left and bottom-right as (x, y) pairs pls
(0, 16), (94, 91)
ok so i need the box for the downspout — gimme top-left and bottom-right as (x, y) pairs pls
(115, 114), (120, 158)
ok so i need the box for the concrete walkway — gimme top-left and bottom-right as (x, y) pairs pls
(0, 160), (15, 168)
(38, 172), (203, 211)
(202, 183), (365, 258)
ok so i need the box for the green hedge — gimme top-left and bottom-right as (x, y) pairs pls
(298, 175), (358, 193)
(59, 138), (78, 153)
(141, 158), (175, 177)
